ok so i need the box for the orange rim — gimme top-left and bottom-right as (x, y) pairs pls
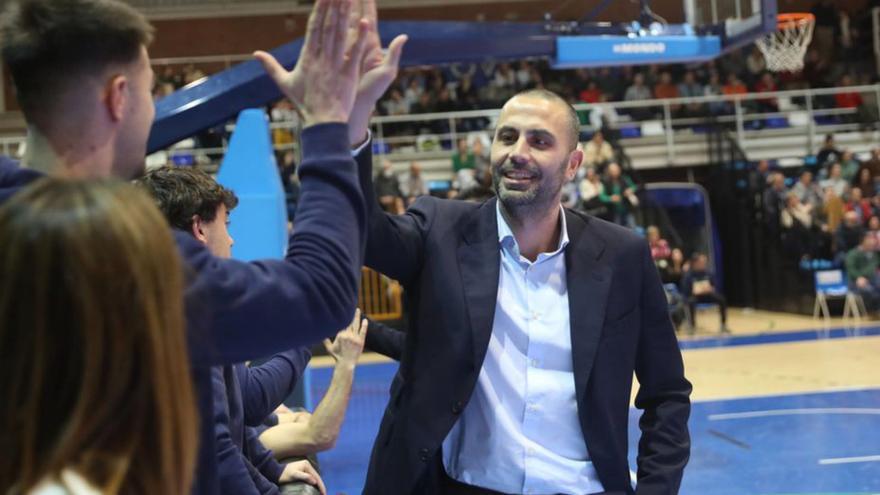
(777, 13), (814, 29)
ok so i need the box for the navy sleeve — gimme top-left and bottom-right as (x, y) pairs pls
(364, 319), (406, 361)
(245, 426), (285, 486)
(239, 349), (312, 427)
(181, 123), (366, 366)
(355, 144), (431, 287)
(633, 242), (692, 494)
(213, 368), (272, 495)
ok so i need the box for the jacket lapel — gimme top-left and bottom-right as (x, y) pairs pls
(457, 199), (501, 366)
(564, 210), (611, 406)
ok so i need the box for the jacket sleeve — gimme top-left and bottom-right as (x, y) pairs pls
(213, 368), (278, 495)
(181, 123), (366, 366)
(239, 348), (312, 427)
(355, 143), (432, 287)
(245, 426), (286, 489)
(633, 242), (692, 494)
(363, 319), (406, 361)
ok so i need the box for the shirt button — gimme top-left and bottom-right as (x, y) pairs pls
(452, 401), (463, 414)
(530, 358), (540, 367)
(419, 448), (429, 462)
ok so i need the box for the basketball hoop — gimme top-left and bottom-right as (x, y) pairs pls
(756, 13), (815, 72)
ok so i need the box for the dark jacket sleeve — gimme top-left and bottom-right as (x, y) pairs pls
(355, 143), (431, 287)
(239, 348), (312, 427)
(213, 368), (277, 495)
(181, 123), (366, 366)
(364, 319), (406, 361)
(244, 426), (285, 489)
(633, 243), (692, 494)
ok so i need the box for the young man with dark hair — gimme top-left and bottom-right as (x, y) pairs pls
(0, 0), (407, 492)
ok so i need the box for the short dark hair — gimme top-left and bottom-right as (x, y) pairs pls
(509, 89), (581, 150)
(136, 167), (239, 232)
(0, 0), (154, 122)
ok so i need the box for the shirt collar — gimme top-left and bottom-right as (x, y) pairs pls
(496, 201), (569, 261)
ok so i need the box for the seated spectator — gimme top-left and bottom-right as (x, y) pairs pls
(258, 313), (367, 461)
(647, 225), (672, 264)
(678, 71), (705, 116)
(721, 74), (748, 97)
(845, 233), (880, 311)
(840, 150), (861, 182)
(862, 148), (880, 177)
(0, 179), (198, 494)
(375, 159), (405, 214)
(792, 170), (822, 207)
(817, 133), (841, 167)
(600, 162), (638, 227)
(661, 248), (688, 286)
(402, 162), (429, 206)
(753, 72), (779, 112)
(653, 71), (681, 112)
(834, 74), (863, 110)
(578, 81), (602, 103)
(578, 166), (606, 216)
(382, 88), (410, 116)
(704, 72), (727, 114)
(854, 167), (877, 199)
(452, 138), (478, 192)
(821, 162), (849, 198)
(582, 131), (615, 172)
(835, 211), (866, 262)
(763, 172), (788, 232)
(681, 253), (730, 334)
(624, 73), (654, 119)
(844, 187), (874, 224)
(781, 192), (818, 259)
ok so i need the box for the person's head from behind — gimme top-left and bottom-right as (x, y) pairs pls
(137, 166), (238, 258)
(0, 0), (155, 180)
(491, 89), (583, 218)
(0, 178), (197, 493)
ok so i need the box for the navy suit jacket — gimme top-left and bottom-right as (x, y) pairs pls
(0, 123), (365, 494)
(356, 149), (691, 495)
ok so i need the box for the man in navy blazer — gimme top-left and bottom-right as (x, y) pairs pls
(357, 89), (691, 494)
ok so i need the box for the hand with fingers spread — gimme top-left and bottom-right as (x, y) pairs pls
(323, 308), (368, 367)
(255, 0), (371, 126)
(279, 459), (327, 494)
(347, 0), (408, 145)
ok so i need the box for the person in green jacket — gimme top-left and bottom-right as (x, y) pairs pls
(845, 233), (880, 311)
(599, 162), (638, 227)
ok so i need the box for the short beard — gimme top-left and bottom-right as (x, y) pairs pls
(492, 157), (569, 221)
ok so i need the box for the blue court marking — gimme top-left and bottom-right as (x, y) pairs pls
(679, 326), (880, 350)
(309, 369), (880, 494)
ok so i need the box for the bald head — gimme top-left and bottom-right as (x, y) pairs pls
(500, 89), (580, 151)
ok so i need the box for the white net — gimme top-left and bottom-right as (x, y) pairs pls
(755, 15), (815, 72)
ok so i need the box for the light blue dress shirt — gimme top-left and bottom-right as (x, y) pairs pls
(441, 203), (605, 495)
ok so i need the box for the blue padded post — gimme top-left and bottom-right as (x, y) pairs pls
(216, 109), (287, 261)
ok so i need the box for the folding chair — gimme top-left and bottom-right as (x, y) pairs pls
(813, 269), (865, 335)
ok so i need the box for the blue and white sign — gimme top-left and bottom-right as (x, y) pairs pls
(553, 35), (722, 68)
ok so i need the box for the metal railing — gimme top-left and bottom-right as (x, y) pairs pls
(4, 82), (879, 169)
